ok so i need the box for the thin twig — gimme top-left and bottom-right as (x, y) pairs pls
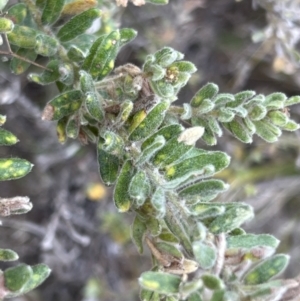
(0, 49), (51, 71)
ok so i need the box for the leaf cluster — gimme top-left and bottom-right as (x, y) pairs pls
(0, 1), (300, 301)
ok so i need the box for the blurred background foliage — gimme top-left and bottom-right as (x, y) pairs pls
(1, 0), (300, 300)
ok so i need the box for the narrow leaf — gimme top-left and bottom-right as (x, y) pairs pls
(57, 8), (102, 42)
(0, 158), (33, 181)
(243, 254), (289, 285)
(139, 272), (181, 295)
(41, 0), (65, 25)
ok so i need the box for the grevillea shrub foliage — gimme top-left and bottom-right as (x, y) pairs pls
(1, 0), (300, 300)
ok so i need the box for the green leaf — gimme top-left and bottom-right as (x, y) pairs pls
(35, 34), (58, 57)
(164, 151), (230, 182)
(188, 203), (225, 219)
(67, 45), (86, 62)
(267, 111), (288, 127)
(141, 124), (183, 150)
(42, 90), (83, 120)
(201, 274), (224, 290)
(147, 218), (162, 236)
(4, 264), (32, 292)
(0, 249), (19, 261)
(193, 241), (216, 269)
(209, 203), (254, 234)
(28, 60), (61, 85)
(56, 116), (68, 144)
(139, 272), (181, 295)
(41, 0), (65, 25)
(264, 92), (286, 109)
(150, 187), (166, 218)
(97, 148), (119, 186)
(223, 119), (253, 143)
(196, 100), (215, 116)
(114, 160), (135, 212)
(7, 25), (38, 48)
(152, 136), (194, 167)
(153, 47), (179, 67)
(129, 170), (151, 206)
(140, 289), (160, 301)
(187, 292), (203, 301)
(131, 215), (147, 254)
(0, 158), (33, 181)
(57, 8), (102, 42)
(85, 92), (104, 122)
(164, 203), (193, 255)
(66, 114), (80, 139)
(79, 70), (96, 93)
(180, 279), (203, 299)
(243, 254), (289, 285)
(191, 83), (219, 108)
(99, 131), (124, 156)
(6, 3), (27, 24)
(136, 135), (166, 165)
(252, 119), (281, 142)
(149, 80), (174, 99)
(0, 128), (18, 146)
(82, 31), (120, 80)
(0, 17), (14, 33)
(285, 95), (300, 106)
(169, 61), (197, 73)
(21, 264), (51, 295)
(119, 28), (138, 47)
(227, 234), (280, 250)
(280, 120), (299, 131)
(129, 100), (169, 141)
(179, 179), (229, 201)
(227, 90), (255, 108)
(248, 104), (267, 121)
(10, 48), (38, 75)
